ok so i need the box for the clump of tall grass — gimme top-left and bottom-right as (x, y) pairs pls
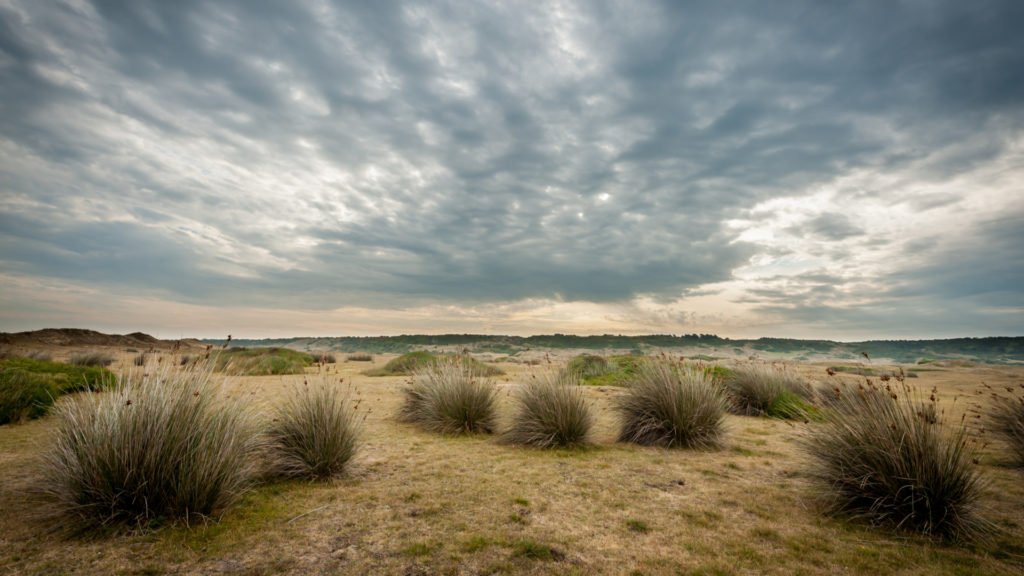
(504, 371), (594, 448)
(133, 353), (147, 366)
(266, 381), (360, 480)
(69, 350), (114, 367)
(346, 354), (374, 362)
(25, 350), (54, 361)
(724, 363), (814, 419)
(802, 380), (989, 541)
(617, 359), (727, 448)
(39, 363), (261, 530)
(990, 393), (1024, 467)
(398, 359), (497, 434)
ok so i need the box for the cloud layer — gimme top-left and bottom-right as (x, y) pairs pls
(1, 1), (1021, 338)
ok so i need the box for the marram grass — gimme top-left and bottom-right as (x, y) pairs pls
(399, 358), (497, 434)
(617, 359), (727, 448)
(504, 371), (594, 448)
(266, 380), (361, 480)
(39, 362), (261, 530)
(802, 380), (990, 541)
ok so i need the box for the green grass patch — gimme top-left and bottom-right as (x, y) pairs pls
(365, 351), (503, 377)
(510, 539), (564, 561)
(579, 354), (643, 386)
(214, 348), (315, 375)
(0, 358), (115, 425)
(626, 519), (650, 533)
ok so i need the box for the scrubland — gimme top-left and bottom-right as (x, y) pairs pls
(0, 347), (1022, 575)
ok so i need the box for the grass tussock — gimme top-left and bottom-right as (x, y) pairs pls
(214, 347), (315, 376)
(398, 358), (498, 435)
(346, 353), (374, 362)
(617, 359), (727, 448)
(68, 350), (115, 367)
(0, 358), (115, 425)
(724, 363), (815, 419)
(366, 351), (503, 377)
(265, 381), (361, 480)
(802, 380), (989, 541)
(133, 353), (148, 366)
(39, 363), (261, 530)
(504, 371), (594, 448)
(990, 393), (1024, 467)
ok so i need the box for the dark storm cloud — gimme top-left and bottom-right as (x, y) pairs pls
(0, 0), (1022, 332)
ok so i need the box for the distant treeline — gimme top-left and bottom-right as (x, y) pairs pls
(204, 334), (1024, 364)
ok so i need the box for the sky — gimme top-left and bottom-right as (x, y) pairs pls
(1, 0), (1022, 341)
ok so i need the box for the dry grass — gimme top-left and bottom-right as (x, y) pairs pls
(0, 353), (1022, 575)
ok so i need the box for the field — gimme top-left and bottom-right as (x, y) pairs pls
(1, 347), (1023, 575)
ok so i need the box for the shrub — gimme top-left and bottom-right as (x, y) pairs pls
(308, 351), (337, 364)
(724, 363), (814, 418)
(990, 394), (1024, 467)
(617, 359), (727, 448)
(566, 354), (610, 378)
(133, 353), (147, 366)
(0, 358), (115, 425)
(266, 382), (360, 480)
(504, 371), (593, 448)
(39, 363), (261, 529)
(69, 351), (115, 367)
(802, 381), (988, 541)
(367, 351), (502, 377)
(346, 354), (374, 362)
(398, 359), (497, 434)
(214, 347), (315, 376)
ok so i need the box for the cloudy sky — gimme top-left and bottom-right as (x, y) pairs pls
(1, 1), (1022, 340)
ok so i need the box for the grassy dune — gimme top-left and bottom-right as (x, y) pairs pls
(0, 353), (1022, 575)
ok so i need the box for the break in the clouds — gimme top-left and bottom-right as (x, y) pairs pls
(1, 0), (1022, 339)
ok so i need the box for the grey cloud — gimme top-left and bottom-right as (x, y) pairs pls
(0, 0), (1022, 328)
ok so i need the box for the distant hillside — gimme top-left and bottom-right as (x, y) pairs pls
(205, 334), (1024, 364)
(0, 328), (204, 350)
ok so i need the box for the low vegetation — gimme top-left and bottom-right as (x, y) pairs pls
(575, 354), (643, 386)
(504, 371), (594, 448)
(0, 358), (115, 425)
(398, 358), (498, 434)
(565, 354), (610, 378)
(265, 381), (361, 480)
(990, 392), (1024, 467)
(617, 359), (727, 448)
(346, 353), (374, 362)
(214, 347), (316, 376)
(365, 351), (502, 377)
(307, 351), (337, 364)
(724, 363), (815, 419)
(802, 380), (988, 541)
(38, 363), (261, 530)
(68, 350), (115, 367)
